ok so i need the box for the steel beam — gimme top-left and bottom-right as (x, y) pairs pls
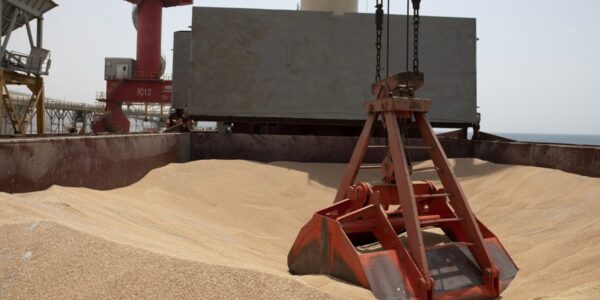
(25, 15), (34, 48)
(36, 82), (44, 134)
(36, 17), (43, 48)
(1, 9), (19, 59)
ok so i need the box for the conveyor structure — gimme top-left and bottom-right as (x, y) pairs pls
(0, 0), (57, 135)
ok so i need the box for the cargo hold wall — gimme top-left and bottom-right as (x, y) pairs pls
(0, 133), (189, 193)
(1, 133), (599, 194)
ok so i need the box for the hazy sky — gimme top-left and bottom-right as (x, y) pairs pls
(7, 0), (600, 134)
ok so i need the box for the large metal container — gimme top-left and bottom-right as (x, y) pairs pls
(300, 0), (358, 14)
(176, 7), (478, 128)
(172, 31), (191, 109)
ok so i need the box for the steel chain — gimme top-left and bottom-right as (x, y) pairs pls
(375, 1), (384, 82)
(412, 5), (420, 74)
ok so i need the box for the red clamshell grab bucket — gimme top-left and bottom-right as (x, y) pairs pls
(288, 85), (517, 299)
(288, 196), (518, 300)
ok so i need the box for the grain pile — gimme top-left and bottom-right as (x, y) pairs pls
(1, 158), (600, 299)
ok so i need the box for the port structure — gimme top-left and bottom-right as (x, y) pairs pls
(0, 93), (103, 135)
(0, 0), (57, 135)
(93, 0), (192, 133)
(0, 93), (170, 135)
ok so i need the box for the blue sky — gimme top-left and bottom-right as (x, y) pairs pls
(7, 0), (600, 134)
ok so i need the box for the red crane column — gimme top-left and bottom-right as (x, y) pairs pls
(93, 0), (191, 133)
(136, 0), (163, 79)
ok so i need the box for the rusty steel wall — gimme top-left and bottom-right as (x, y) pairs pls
(190, 133), (600, 178)
(473, 140), (600, 178)
(0, 133), (190, 193)
(190, 132), (472, 163)
(1, 132), (598, 194)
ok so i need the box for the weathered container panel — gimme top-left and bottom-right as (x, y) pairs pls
(172, 31), (192, 109)
(181, 7), (477, 126)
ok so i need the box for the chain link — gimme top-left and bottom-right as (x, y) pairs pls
(412, 4), (420, 74)
(375, 1), (384, 82)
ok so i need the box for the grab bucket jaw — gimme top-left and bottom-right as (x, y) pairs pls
(288, 198), (518, 299)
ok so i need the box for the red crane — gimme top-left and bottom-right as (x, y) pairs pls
(93, 0), (192, 133)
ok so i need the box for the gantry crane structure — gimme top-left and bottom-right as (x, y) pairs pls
(0, 0), (57, 135)
(93, 0), (191, 133)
